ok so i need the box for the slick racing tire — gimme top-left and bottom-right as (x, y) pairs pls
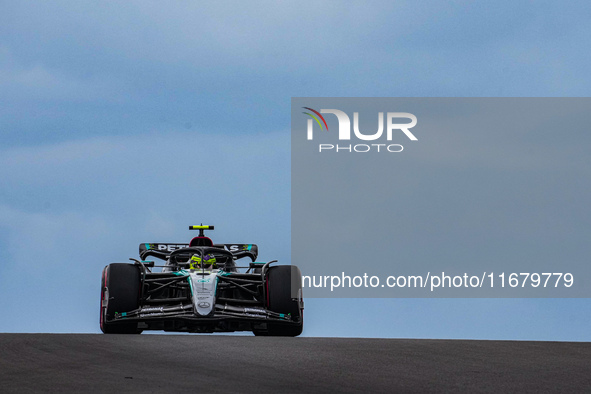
(257, 265), (303, 337)
(100, 263), (143, 334)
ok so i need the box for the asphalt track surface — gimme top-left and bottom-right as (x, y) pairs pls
(0, 334), (589, 393)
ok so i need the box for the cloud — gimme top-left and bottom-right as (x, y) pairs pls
(2, 1), (591, 149)
(0, 45), (133, 103)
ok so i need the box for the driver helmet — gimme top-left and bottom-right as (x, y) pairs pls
(189, 253), (217, 270)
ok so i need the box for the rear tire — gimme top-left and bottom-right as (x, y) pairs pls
(100, 263), (142, 334)
(256, 265), (303, 337)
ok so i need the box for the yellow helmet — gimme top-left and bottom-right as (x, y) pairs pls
(189, 253), (217, 269)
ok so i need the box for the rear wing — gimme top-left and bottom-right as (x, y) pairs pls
(139, 243), (258, 262)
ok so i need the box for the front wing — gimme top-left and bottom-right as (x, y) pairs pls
(110, 304), (299, 333)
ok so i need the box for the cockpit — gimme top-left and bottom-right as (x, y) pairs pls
(166, 247), (236, 272)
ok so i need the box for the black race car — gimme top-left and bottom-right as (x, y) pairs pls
(100, 225), (303, 336)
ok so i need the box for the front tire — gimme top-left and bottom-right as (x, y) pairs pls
(256, 265), (303, 337)
(100, 263), (142, 334)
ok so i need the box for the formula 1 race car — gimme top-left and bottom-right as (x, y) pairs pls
(100, 225), (303, 336)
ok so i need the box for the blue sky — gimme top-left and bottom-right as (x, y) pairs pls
(0, 1), (590, 339)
